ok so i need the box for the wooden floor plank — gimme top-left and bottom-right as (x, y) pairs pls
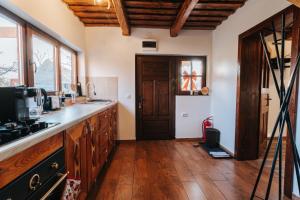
(92, 140), (289, 200)
(182, 181), (207, 200)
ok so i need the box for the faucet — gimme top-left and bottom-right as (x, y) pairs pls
(86, 81), (97, 99)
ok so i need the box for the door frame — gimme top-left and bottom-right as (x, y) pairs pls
(235, 5), (300, 197)
(135, 54), (176, 140)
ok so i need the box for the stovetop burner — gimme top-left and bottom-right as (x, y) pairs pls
(0, 120), (59, 146)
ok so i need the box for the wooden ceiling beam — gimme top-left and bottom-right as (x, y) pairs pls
(183, 26), (216, 30)
(188, 16), (227, 21)
(130, 20), (172, 26)
(170, 0), (199, 37)
(69, 5), (115, 13)
(85, 23), (120, 27)
(63, 0), (108, 6)
(128, 14), (175, 21)
(81, 18), (119, 24)
(191, 9), (234, 16)
(125, 1), (181, 9)
(75, 12), (117, 19)
(194, 2), (243, 9)
(132, 25), (170, 29)
(185, 21), (221, 26)
(112, 0), (131, 35)
(288, 0), (300, 8)
(127, 8), (177, 15)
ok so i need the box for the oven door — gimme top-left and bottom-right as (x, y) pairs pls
(29, 169), (68, 200)
(0, 148), (66, 200)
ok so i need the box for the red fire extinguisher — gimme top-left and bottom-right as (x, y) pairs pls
(201, 116), (213, 143)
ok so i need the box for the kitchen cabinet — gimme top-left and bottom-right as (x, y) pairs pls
(65, 121), (88, 198)
(65, 104), (118, 199)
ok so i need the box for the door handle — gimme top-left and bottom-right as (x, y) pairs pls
(138, 97), (143, 110)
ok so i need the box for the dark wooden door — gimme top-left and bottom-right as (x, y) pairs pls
(136, 55), (175, 140)
(235, 34), (262, 160)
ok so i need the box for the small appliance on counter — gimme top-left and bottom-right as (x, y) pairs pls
(46, 96), (61, 110)
(0, 86), (32, 122)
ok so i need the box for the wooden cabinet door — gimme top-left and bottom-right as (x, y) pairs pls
(112, 105), (118, 146)
(99, 111), (109, 168)
(65, 121), (88, 196)
(87, 116), (99, 188)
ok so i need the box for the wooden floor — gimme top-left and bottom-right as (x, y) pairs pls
(93, 140), (295, 200)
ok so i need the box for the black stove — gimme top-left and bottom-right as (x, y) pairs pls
(0, 119), (59, 146)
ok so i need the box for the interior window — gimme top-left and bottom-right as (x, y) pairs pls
(32, 34), (56, 91)
(0, 13), (24, 87)
(178, 57), (206, 94)
(60, 47), (76, 93)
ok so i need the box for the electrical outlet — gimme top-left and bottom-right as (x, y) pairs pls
(181, 113), (189, 117)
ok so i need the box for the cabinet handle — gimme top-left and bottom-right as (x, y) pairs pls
(29, 173), (41, 191)
(40, 171), (69, 200)
(90, 125), (95, 132)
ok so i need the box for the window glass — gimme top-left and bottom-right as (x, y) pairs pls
(181, 61), (191, 75)
(32, 35), (56, 91)
(0, 13), (23, 87)
(192, 60), (202, 75)
(179, 58), (206, 93)
(60, 47), (74, 93)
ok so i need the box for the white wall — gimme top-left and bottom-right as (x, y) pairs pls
(294, 77), (300, 196)
(176, 96), (211, 138)
(211, 0), (291, 154)
(0, 0), (87, 84)
(268, 68), (290, 137)
(85, 27), (212, 140)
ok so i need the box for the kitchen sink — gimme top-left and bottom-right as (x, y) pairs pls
(87, 99), (112, 103)
(85, 99), (113, 105)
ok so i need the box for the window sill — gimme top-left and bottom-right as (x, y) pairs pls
(176, 94), (210, 96)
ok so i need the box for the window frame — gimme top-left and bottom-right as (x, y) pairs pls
(0, 6), (78, 93)
(0, 7), (27, 87)
(27, 26), (60, 92)
(176, 56), (207, 95)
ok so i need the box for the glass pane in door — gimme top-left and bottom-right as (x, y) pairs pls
(32, 35), (55, 91)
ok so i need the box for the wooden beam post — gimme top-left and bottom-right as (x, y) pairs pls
(170, 0), (199, 37)
(112, 0), (130, 36)
(288, 0), (300, 8)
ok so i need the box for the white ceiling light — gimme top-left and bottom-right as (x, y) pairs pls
(94, 0), (111, 9)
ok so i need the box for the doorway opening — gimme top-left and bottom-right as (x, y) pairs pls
(235, 6), (300, 197)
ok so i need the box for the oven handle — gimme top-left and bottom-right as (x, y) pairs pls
(40, 171), (69, 200)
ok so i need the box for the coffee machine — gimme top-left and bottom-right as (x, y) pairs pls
(0, 87), (29, 123)
(0, 87), (46, 123)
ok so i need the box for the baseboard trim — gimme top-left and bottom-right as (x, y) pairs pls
(175, 138), (201, 142)
(293, 194), (300, 200)
(118, 140), (136, 144)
